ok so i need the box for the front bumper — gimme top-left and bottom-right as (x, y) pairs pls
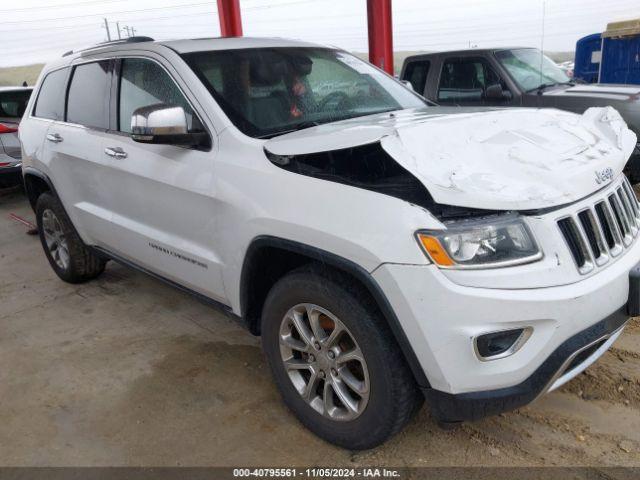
(372, 235), (640, 420)
(424, 309), (627, 422)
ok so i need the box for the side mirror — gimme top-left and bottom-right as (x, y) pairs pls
(401, 80), (415, 92)
(485, 84), (511, 101)
(131, 104), (206, 146)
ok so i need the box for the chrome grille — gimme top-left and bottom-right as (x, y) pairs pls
(558, 176), (640, 274)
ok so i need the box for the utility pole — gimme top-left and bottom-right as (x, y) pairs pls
(116, 21), (122, 39)
(130, 26), (136, 37)
(122, 26), (130, 37)
(103, 18), (111, 41)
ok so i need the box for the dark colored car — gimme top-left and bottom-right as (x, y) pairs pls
(0, 86), (32, 188)
(400, 47), (640, 181)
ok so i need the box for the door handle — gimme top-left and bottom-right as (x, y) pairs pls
(46, 133), (63, 143)
(104, 147), (128, 159)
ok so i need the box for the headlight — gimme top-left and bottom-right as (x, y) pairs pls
(416, 215), (542, 269)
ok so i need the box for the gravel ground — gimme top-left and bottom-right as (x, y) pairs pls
(1, 186), (639, 468)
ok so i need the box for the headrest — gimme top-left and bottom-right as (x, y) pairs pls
(250, 52), (288, 86)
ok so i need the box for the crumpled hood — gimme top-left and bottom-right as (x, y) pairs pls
(265, 106), (637, 210)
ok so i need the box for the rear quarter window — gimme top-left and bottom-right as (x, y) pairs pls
(33, 68), (68, 121)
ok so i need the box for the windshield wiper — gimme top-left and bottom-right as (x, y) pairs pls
(258, 121), (321, 139)
(527, 81), (575, 94)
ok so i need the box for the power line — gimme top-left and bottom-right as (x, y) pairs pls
(0, 0), (316, 25)
(0, 1), (217, 25)
(0, 0), (129, 13)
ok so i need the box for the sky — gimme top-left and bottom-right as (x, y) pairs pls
(0, 0), (639, 67)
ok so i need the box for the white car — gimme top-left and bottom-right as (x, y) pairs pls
(18, 36), (640, 449)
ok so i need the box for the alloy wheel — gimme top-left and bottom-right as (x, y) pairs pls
(279, 303), (370, 421)
(41, 209), (70, 270)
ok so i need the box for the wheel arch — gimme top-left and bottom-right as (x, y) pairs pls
(22, 167), (56, 211)
(239, 235), (430, 388)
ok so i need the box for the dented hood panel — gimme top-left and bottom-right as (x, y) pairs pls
(265, 107), (638, 211)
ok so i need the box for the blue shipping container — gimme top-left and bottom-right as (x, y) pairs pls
(574, 20), (640, 85)
(574, 33), (602, 83)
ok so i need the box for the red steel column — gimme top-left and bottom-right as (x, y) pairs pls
(217, 0), (243, 37)
(367, 0), (394, 75)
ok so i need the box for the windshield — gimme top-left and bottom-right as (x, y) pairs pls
(495, 48), (570, 92)
(182, 47), (426, 138)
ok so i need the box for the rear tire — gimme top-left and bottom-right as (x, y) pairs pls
(261, 265), (423, 449)
(35, 192), (106, 283)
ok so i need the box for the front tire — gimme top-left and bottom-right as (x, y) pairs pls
(261, 266), (423, 449)
(35, 192), (106, 283)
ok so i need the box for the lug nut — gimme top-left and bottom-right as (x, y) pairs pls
(318, 370), (325, 378)
(314, 342), (321, 350)
(331, 368), (337, 376)
(327, 351), (335, 359)
(308, 354), (315, 363)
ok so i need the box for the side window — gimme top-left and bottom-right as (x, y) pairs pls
(66, 61), (111, 129)
(403, 61), (430, 94)
(437, 58), (504, 104)
(119, 58), (201, 134)
(33, 68), (68, 120)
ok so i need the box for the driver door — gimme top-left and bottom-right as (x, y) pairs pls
(437, 56), (512, 107)
(99, 56), (226, 302)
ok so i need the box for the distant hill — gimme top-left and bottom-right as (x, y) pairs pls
(0, 64), (44, 87)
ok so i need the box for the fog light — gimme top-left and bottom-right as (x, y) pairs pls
(474, 327), (532, 361)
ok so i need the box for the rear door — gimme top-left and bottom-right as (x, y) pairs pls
(42, 59), (115, 245)
(21, 69), (67, 178)
(97, 55), (225, 302)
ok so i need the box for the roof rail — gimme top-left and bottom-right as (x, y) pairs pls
(62, 36), (155, 57)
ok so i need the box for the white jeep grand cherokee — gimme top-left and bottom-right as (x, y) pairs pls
(19, 37), (640, 449)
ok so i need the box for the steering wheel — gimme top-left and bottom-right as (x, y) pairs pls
(318, 91), (352, 112)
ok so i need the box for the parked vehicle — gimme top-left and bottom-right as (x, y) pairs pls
(574, 18), (640, 85)
(400, 47), (640, 181)
(19, 37), (640, 449)
(0, 86), (32, 187)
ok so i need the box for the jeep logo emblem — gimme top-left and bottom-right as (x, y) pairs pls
(595, 167), (614, 185)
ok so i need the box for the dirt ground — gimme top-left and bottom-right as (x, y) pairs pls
(1, 186), (640, 467)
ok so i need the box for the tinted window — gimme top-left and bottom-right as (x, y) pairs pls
(0, 89), (32, 119)
(438, 58), (503, 104)
(34, 69), (68, 120)
(182, 48), (426, 138)
(403, 61), (430, 94)
(66, 61), (111, 129)
(119, 58), (201, 133)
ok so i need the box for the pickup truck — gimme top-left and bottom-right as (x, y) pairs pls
(400, 47), (640, 181)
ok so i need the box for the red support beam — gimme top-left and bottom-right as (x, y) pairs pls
(367, 0), (394, 75)
(217, 0), (243, 37)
